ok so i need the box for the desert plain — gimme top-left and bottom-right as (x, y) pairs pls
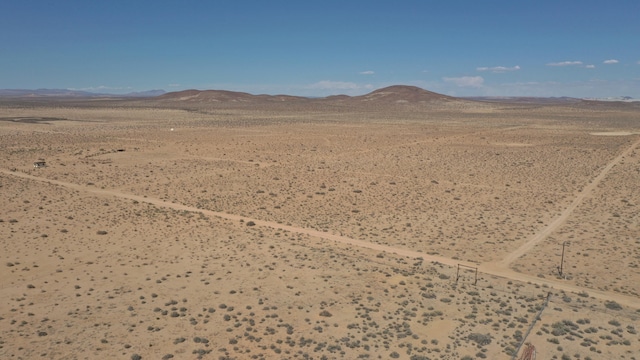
(1, 87), (639, 359)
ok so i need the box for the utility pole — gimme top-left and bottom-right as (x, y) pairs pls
(558, 241), (567, 277)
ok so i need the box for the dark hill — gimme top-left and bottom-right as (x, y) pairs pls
(353, 85), (456, 103)
(155, 86), (456, 105)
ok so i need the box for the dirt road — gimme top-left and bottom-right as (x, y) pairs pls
(497, 136), (640, 267)
(3, 141), (640, 309)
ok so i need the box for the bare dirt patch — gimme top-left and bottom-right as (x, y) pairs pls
(590, 131), (636, 136)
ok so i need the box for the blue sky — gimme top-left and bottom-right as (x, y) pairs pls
(1, 0), (639, 98)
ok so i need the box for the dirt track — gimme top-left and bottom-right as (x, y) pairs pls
(4, 161), (639, 309)
(496, 136), (640, 267)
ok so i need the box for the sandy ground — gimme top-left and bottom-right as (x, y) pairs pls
(1, 100), (639, 359)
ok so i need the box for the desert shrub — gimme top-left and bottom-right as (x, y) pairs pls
(551, 320), (578, 336)
(513, 330), (523, 341)
(192, 349), (211, 356)
(319, 310), (332, 317)
(605, 301), (622, 310)
(468, 333), (491, 346)
(422, 292), (436, 299)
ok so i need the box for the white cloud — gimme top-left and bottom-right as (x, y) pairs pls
(298, 81), (376, 96)
(603, 59), (619, 64)
(585, 65), (596, 69)
(307, 80), (360, 90)
(359, 70), (375, 75)
(546, 61), (583, 67)
(476, 65), (520, 73)
(443, 76), (484, 88)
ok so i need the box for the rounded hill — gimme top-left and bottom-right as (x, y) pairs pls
(355, 85), (456, 103)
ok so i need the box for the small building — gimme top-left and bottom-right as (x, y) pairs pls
(33, 161), (46, 168)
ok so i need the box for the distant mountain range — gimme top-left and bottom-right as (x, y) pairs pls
(0, 86), (636, 104)
(0, 88), (166, 98)
(464, 96), (582, 104)
(467, 95), (639, 103)
(154, 85), (455, 104)
(582, 96), (640, 102)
